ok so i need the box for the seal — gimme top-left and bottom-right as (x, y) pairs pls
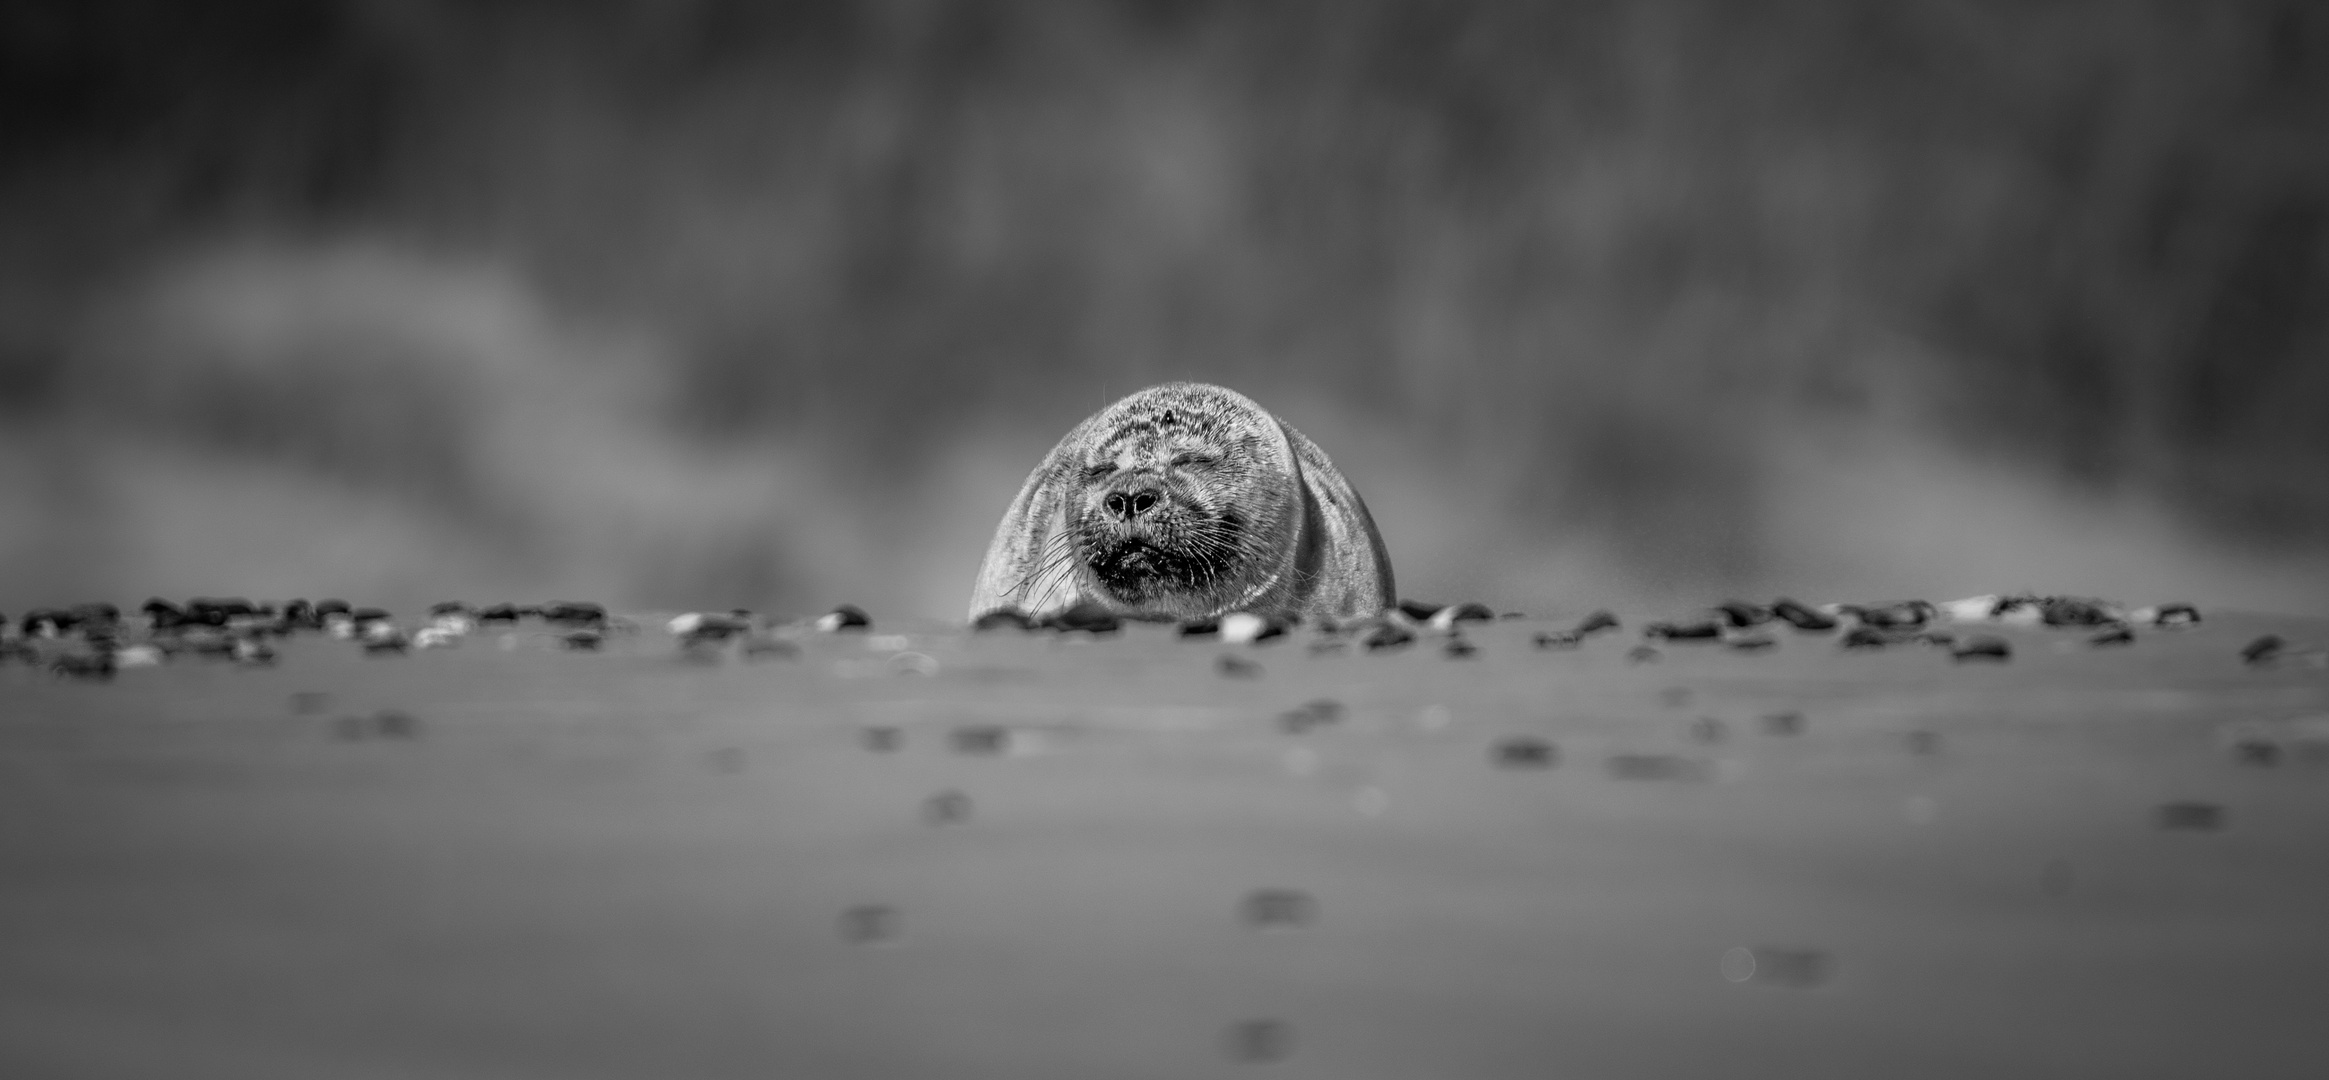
(969, 382), (1395, 624)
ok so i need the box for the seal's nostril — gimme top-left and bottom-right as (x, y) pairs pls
(1131, 490), (1158, 516)
(1105, 492), (1130, 519)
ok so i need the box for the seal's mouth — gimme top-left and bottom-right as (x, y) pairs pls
(1079, 511), (1246, 605)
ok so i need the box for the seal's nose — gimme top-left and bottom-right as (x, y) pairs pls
(1104, 488), (1162, 521)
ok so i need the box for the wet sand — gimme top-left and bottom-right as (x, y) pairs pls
(3, 612), (2326, 1079)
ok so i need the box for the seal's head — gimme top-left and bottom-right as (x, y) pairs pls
(1061, 387), (1298, 616)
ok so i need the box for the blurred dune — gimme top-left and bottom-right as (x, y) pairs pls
(1, 0), (2324, 616)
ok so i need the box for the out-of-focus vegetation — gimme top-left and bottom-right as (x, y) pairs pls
(2, 0), (2324, 615)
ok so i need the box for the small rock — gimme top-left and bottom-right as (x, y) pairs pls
(949, 725), (1010, 755)
(1840, 626), (1890, 650)
(1492, 736), (1559, 768)
(1177, 616), (1221, 637)
(541, 601), (608, 627)
(1217, 654), (1263, 678)
(1426, 602), (1494, 632)
(1220, 612), (1284, 645)
(1951, 636), (2012, 663)
(1396, 599), (1443, 621)
(839, 904), (900, 945)
(1533, 630), (1583, 650)
(1361, 622), (1414, 651)
(1442, 636), (1478, 659)
(1760, 711), (1805, 736)
(1726, 633), (1777, 652)
(559, 629), (603, 651)
(922, 790), (973, 824)
(113, 644), (165, 668)
(1770, 598), (1837, 631)
(2089, 626), (2136, 647)
(1626, 644), (1662, 664)
(1715, 601), (1772, 628)
(1043, 601), (1119, 633)
(1645, 619), (1723, 642)
(1241, 888), (1318, 928)
(373, 710), (420, 739)
(2156, 801), (2225, 832)
(2241, 635), (2284, 666)
(1225, 1019), (1293, 1063)
(971, 607), (1037, 631)
(1574, 610), (1621, 635)
(815, 604), (873, 632)
(2153, 602), (2201, 628)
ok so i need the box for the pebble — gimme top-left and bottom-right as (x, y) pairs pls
(1177, 617), (1221, 637)
(559, 629), (603, 651)
(113, 644), (164, 667)
(1241, 888), (1318, 928)
(2156, 801), (2225, 831)
(542, 602), (608, 628)
(2241, 635), (2284, 665)
(1220, 612), (1284, 645)
(1533, 630), (1582, 650)
(1726, 633), (1777, 651)
(1645, 620), (1722, 642)
(1224, 1020), (1293, 1063)
(1278, 699), (1345, 735)
(1770, 598), (1837, 631)
(1626, 645), (1661, 664)
(1689, 716), (1727, 743)
(2153, 602), (2201, 628)
(1715, 601), (1772, 628)
(1396, 599), (1443, 621)
(1574, 610), (1621, 635)
(1217, 654), (1263, 678)
(949, 725), (1010, 755)
(50, 652), (116, 681)
(1721, 946), (1832, 988)
(1840, 626), (1890, 650)
(922, 790), (973, 824)
(2089, 627), (2136, 647)
(1442, 637), (1478, 659)
(1951, 636), (2012, 662)
(414, 626), (463, 649)
(839, 904), (900, 945)
(1362, 623), (1414, 651)
(972, 608), (1037, 631)
(815, 604), (873, 632)
(1044, 601), (1119, 633)
(1425, 601), (1494, 632)
(1492, 736), (1559, 768)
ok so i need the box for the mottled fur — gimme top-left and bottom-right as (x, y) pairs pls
(970, 383), (1395, 623)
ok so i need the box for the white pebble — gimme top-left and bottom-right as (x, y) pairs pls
(1220, 612), (1269, 645)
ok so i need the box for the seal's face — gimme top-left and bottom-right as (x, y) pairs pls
(1065, 397), (1282, 615)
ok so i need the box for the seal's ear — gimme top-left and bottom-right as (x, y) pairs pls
(968, 419), (1099, 621)
(1279, 421), (1397, 618)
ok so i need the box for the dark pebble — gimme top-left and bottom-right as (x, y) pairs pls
(2156, 801), (2225, 831)
(560, 630), (603, 651)
(2153, 602), (2201, 627)
(1644, 620), (1723, 642)
(2232, 739), (2280, 767)
(350, 607), (392, 626)
(1278, 699), (1345, 735)
(1716, 601), (1772, 628)
(1727, 633), (1777, 652)
(1440, 602), (1495, 623)
(2089, 627), (2136, 647)
(972, 607), (1037, 631)
(477, 603), (522, 623)
(313, 599), (352, 618)
(821, 603), (873, 631)
(1626, 645), (1662, 664)
(2241, 635), (2284, 665)
(1442, 637), (1478, 659)
(1840, 626), (1890, 650)
(50, 653), (116, 680)
(839, 904), (900, 945)
(373, 710), (420, 739)
(428, 601), (472, 618)
(950, 725), (1010, 754)
(1607, 753), (1697, 781)
(1690, 717), (1727, 743)
(2039, 597), (2117, 627)
(1533, 630), (1582, 650)
(1574, 610), (1621, 635)
(862, 726), (903, 752)
(1771, 598), (1838, 631)
(1044, 600), (1119, 633)
(1362, 624), (1414, 651)
(1760, 711), (1805, 735)
(1225, 1019), (1293, 1063)
(1396, 599), (1443, 621)
(1177, 616), (1221, 637)
(1493, 736), (1559, 768)
(922, 790), (973, 824)
(1241, 888), (1318, 928)
(1217, 654), (1263, 678)
(543, 601), (609, 627)
(1851, 601), (1933, 630)
(1951, 636), (2012, 662)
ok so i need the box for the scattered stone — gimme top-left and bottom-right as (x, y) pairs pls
(1574, 610), (1621, 635)
(1533, 630), (1583, 650)
(2241, 635), (2284, 666)
(1721, 946), (1832, 988)
(2153, 603), (2201, 628)
(1848, 600), (1934, 630)
(477, 603), (523, 624)
(2039, 596), (2121, 627)
(1726, 633), (1777, 652)
(112, 644), (164, 668)
(972, 607), (1037, 631)
(1951, 636), (2012, 663)
(1217, 654), (1263, 678)
(50, 652), (116, 681)
(1225, 1019), (1293, 1063)
(1177, 616), (1221, 637)
(1607, 753), (1697, 781)
(1689, 716), (1727, 743)
(670, 611), (751, 640)
(839, 904), (900, 945)
(2089, 626), (2136, 647)
(1278, 699), (1345, 735)
(1442, 636), (1478, 659)
(413, 626), (463, 649)
(558, 629), (603, 651)
(1840, 626), (1891, 650)
(861, 726), (903, 753)
(1425, 602), (1495, 632)
(230, 638), (276, 666)
(542, 601), (608, 628)
(1493, 736), (1559, 768)
(2156, 801), (2225, 832)
(1241, 888), (1318, 928)
(1770, 598), (1837, 631)
(815, 604), (873, 632)
(1760, 711), (1804, 736)
(1044, 601), (1119, 633)
(1626, 644), (1662, 664)
(1396, 599), (1443, 621)
(1716, 601), (1772, 628)
(1645, 620), (1723, 642)
(1220, 612), (1285, 645)
(949, 725), (1010, 755)
(922, 790), (973, 824)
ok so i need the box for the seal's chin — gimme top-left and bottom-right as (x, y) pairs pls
(1086, 537), (1213, 606)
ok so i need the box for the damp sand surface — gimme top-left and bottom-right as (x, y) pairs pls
(3, 614), (2327, 1079)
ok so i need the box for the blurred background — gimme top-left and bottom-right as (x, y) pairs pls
(2, 0), (2324, 618)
